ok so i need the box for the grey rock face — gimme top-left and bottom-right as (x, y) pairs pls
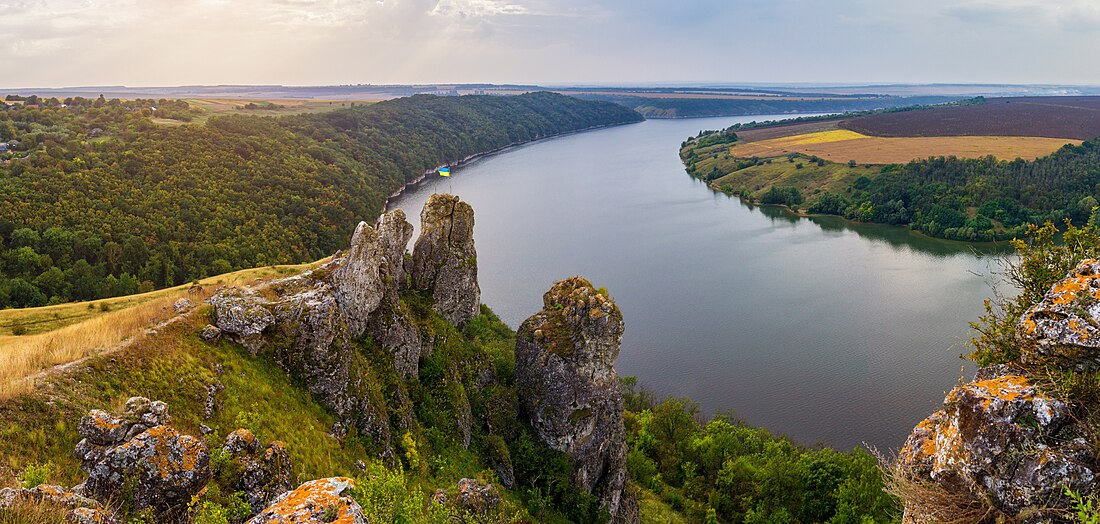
(515, 276), (633, 522)
(210, 288), (275, 352)
(73, 398), (210, 516)
(368, 299), (425, 379)
(332, 221), (385, 337)
(899, 259), (1100, 523)
(219, 429), (295, 514)
(411, 194), (480, 326)
(376, 209), (415, 292)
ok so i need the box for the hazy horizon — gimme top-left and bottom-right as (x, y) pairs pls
(4, 0), (1100, 88)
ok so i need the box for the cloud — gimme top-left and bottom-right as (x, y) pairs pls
(4, 0), (1100, 86)
(431, 0), (528, 17)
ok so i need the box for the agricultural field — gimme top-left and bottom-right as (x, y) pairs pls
(683, 95), (1100, 242)
(718, 96), (1100, 165)
(730, 129), (1079, 164)
(840, 96), (1100, 139)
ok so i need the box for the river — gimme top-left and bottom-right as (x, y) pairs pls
(389, 114), (1009, 451)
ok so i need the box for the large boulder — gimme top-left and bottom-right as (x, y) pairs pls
(515, 276), (633, 522)
(74, 399), (210, 516)
(410, 194), (480, 326)
(898, 372), (1091, 520)
(247, 477), (366, 524)
(73, 397), (173, 471)
(210, 288), (275, 352)
(899, 259), (1100, 523)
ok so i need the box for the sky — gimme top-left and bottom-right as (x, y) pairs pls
(2, 0), (1100, 87)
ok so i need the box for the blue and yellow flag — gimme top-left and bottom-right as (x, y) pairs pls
(439, 167), (451, 177)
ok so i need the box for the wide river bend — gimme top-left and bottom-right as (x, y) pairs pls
(391, 114), (1006, 451)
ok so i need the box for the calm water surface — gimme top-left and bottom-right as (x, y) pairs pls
(390, 115), (1007, 451)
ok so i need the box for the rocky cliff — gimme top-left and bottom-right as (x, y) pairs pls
(0, 193), (640, 523)
(516, 276), (637, 523)
(208, 195), (481, 458)
(897, 259), (1100, 523)
(410, 193), (481, 326)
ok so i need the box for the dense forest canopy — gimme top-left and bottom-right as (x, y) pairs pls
(0, 92), (642, 308)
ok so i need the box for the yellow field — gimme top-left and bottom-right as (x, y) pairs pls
(730, 130), (1080, 164)
(0, 262), (321, 399)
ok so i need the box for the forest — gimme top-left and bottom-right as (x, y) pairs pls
(620, 378), (898, 523)
(805, 141), (1100, 241)
(0, 93), (642, 308)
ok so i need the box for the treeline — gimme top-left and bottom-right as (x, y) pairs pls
(804, 141), (1100, 241)
(0, 92), (642, 308)
(578, 94), (962, 119)
(621, 378), (899, 523)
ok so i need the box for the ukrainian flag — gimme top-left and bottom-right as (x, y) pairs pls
(439, 167), (451, 177)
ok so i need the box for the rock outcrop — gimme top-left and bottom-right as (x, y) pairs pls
(8, 398), (306, 522)
(411, 194), (480, 326)
(898, 259), (1100, 523)
(72, 397), (210, 518)
(247, 477), (367, 524)
(515, 276), (634, 522)
(209, 198), (483, 450)
(220, 429), (295, 514)
(1019, 259), (1100, 368)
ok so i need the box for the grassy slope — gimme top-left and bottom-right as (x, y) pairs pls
(0, 277), (640, 523)
(0, 262), (322, 337)
(685, 141), (877, 208)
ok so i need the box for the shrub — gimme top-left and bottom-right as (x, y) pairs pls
(18, 461), (53, 488)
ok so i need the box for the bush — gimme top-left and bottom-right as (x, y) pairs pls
(760, 186), (803, 207)
(18, 461), (53, 488)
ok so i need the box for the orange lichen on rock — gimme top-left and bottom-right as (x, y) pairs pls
(965, 375), (1032, 409)
(247, 477), (366, 524)
(1018, 259), (1100, 365)
(1046, 259), (1100, 305)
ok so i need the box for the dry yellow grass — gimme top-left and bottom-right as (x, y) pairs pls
(0, 262), (320, 400)
(730, 130), (1080, 164)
